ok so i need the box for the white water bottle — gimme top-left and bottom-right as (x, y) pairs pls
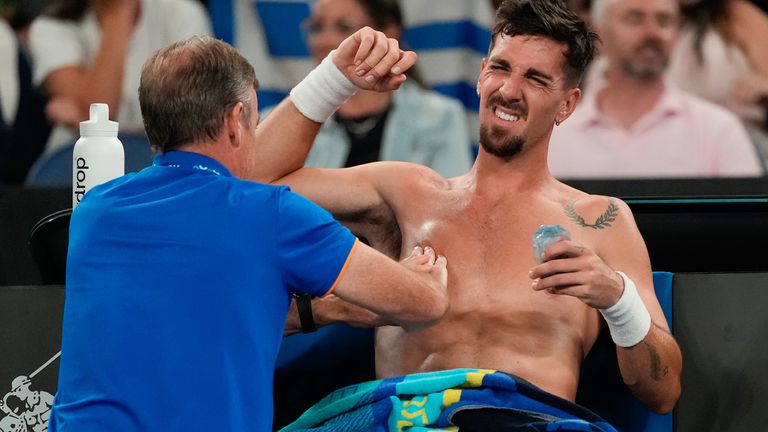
(72, 103), (124, 208)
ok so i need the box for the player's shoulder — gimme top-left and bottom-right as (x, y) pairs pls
(554, 182), (635, 230)
(569, 192), (628, 212)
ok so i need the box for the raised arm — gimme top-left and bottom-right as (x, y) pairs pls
(529, 198), (682, 413)
(275, 163), (390, 222)
(249, 27), (417, 183)
(39, 1), (140, 123)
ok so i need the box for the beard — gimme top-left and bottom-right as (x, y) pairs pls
(621, 38), (669, 80)
(479, 124), (525, 159)
(479, 94), (529, 159)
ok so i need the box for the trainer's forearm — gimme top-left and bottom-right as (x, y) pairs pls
(282, 295), (388, 336)
(616, 324), (682, 414)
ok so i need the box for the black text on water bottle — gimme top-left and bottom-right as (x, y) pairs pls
(74, 157), (89, 205)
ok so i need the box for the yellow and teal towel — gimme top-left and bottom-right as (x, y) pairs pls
(279, 368), (618, 431)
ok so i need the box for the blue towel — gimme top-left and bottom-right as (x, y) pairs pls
(280, 368), (618, 431)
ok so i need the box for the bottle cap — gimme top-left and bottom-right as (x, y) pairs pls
(80, 103), (119, 137)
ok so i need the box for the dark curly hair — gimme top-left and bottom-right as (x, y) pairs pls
(490, 0), (599, 87)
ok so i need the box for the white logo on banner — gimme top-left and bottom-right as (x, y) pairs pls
(0, 352), (59, 432)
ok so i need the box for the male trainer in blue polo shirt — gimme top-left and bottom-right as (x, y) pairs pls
(51, 33), (449, 432)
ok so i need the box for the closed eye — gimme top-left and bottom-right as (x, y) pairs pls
(486, 56), (511, 72)
(524, 69), (553, 87)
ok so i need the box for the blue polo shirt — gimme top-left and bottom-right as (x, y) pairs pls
(50, 151), (357, 431)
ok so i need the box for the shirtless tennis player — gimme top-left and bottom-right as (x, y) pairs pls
(280, 0), (681, 414)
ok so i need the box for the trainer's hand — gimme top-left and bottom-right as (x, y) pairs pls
(332, 26), (417, 92)
(528, 240), (623, 309)
(401, 245), (449, 292)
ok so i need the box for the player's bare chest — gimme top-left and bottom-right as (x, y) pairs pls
(402, 195), (571, 257)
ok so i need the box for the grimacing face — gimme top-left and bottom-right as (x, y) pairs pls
(477, 35), (579, 159)
(600, 0), (679, 80)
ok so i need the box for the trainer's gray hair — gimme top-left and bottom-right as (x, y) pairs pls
(139, 36), (259, 153)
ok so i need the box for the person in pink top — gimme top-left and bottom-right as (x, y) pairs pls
(548, 0), (764, 179)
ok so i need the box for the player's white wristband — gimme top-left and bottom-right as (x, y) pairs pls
(289, 50), (359, 123)
(599, 271), (652, 348)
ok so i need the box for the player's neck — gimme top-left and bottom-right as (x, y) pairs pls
(468, 148), (551, 196)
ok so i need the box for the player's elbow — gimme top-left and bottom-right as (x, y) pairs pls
(653, 354), (683, 414)
(632, 377), (681, 415)
(651, 381), (681, 414)
(649, 396), (678, 415)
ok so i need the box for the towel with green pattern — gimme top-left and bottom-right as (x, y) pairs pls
(279, 368), (618, 431)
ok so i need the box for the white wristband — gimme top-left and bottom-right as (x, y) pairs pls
(289, 50), (359, 123)
(599, 271), (652, 347)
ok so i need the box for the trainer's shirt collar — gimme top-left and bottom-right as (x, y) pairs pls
(153, 151), (232, 178)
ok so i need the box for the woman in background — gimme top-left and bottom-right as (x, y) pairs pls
(298, 0), (472, 177)
(667, 0), (768, 132)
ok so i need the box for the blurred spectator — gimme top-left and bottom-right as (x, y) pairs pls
(0, 5), (52, 185)
(290, 0), (471, 176)
(214, 0), (491, 156)
(667, 0), (768, 132)
(28, 0), (211, 155)
(549, 0), (763, 178)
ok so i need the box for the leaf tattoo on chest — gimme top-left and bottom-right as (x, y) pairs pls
(564, 198), (619, 229)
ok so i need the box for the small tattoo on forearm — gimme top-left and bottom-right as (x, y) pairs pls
(644, 341), (670, 381)
(564, 198), (619, 229)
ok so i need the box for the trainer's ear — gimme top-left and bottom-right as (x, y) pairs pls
(225, 101), (245, 148)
